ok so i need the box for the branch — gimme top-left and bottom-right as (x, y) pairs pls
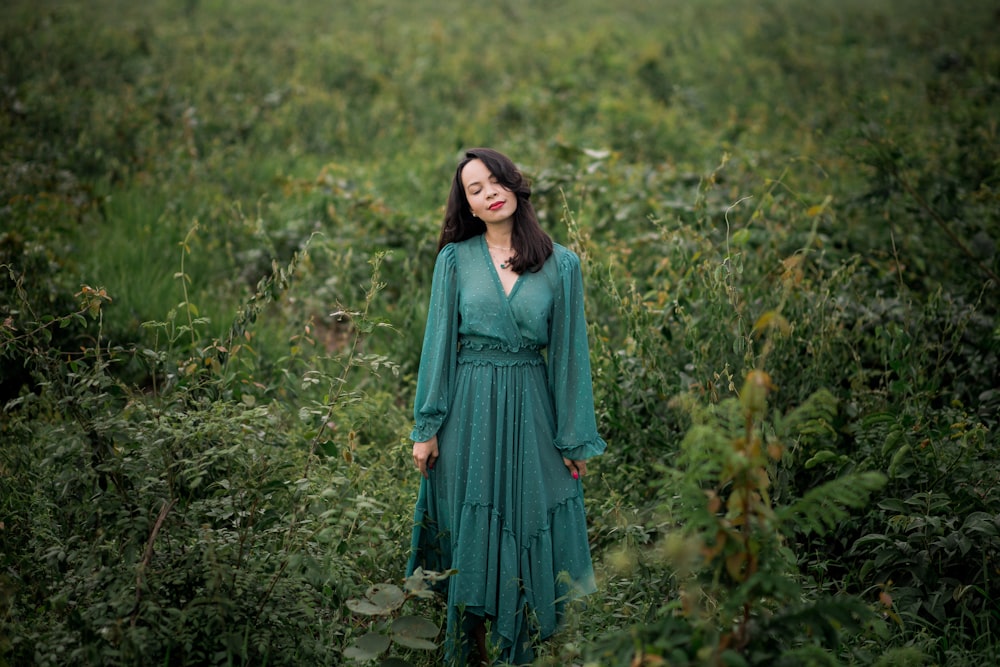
(131, 498), (177, 626)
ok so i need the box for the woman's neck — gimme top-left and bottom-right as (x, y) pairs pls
(483, 223), (513, 249)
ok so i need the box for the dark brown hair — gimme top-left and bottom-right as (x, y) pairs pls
(438, 147), (553, 273)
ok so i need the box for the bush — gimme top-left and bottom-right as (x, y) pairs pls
(0, 252), (410, 666)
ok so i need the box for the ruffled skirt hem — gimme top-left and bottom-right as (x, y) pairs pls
(407, 491), (596, 665)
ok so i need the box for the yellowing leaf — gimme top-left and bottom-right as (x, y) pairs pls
(807, 194), (833, 216)
(767, 442), (784, 461)
(726, 552), (748, 582)
(753, 311), (791, 337)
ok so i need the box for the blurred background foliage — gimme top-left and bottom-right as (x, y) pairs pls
(1, 0), (998, 665)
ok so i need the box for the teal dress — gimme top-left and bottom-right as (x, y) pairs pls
(406, 235), (606, 665)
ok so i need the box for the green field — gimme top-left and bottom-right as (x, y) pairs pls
(2, 1), (998, 665)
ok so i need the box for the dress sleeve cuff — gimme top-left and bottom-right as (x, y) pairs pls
(554, 436), (607, 461)
(410, 420), (442, 443)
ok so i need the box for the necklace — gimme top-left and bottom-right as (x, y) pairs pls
(486, 242), (513, 270)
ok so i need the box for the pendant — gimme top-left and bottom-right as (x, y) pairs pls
(500, 262), (507, 269)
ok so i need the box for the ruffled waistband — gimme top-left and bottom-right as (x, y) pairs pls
(458, 344), (544, 367)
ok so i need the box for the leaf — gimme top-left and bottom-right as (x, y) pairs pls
(725, 552), (748, 582)
(347, 584), (406, 616)
(777, 389), (838, 439)
(720, 649), (750, 667)
(346, 598), (388, 616)
(766, 442), (784, 461)
(962, 511), (999, 537)
(357, 632), (391, 653)
(391, 615), (438, 639)
(777, 472), (887, 536)
(391, 635), (437, 651)
(343, 632), (390, 661)
(752, 310), (790, 337)
(731, 228), (751, 246)
(804, 450), (842, 468)
(370, 583), (406, 611)
(888, 444), (911, 478)
(403, 572), (430, 595)
(876, 498), (907, 513)
(806, 195), (833, 217)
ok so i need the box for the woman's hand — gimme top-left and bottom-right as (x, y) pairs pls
(562, 457), (587, 479)
(413, 436), (439, 479)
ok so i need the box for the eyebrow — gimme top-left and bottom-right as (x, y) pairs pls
(464, 175), (497, 190)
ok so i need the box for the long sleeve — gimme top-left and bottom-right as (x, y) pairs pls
(410, 244), (460, 442)
(547, 249), (607, 460)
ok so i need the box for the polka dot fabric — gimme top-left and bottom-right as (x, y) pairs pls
(407, 235), (606, 665)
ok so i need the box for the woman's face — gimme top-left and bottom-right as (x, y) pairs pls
(461, 158), (518, 224)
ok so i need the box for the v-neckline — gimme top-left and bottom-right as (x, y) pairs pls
(481, 235), (522, 300)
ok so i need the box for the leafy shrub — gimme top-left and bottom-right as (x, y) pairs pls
(583, 369), (887, 666)
(0, 248), (408, 666)
(340, 568), (454, 666)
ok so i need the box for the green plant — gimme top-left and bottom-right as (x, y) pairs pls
(340, 568), (454, 666)
(586, 370), (887, 666)
(0, 240), (406, 666)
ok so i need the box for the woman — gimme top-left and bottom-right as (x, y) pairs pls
(407, 148), (606, 665)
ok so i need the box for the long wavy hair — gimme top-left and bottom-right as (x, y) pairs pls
(438, 148), (553, 273)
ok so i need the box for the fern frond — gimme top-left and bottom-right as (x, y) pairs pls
(774, 388), (838, 442)
(776, 471), (887, 536)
